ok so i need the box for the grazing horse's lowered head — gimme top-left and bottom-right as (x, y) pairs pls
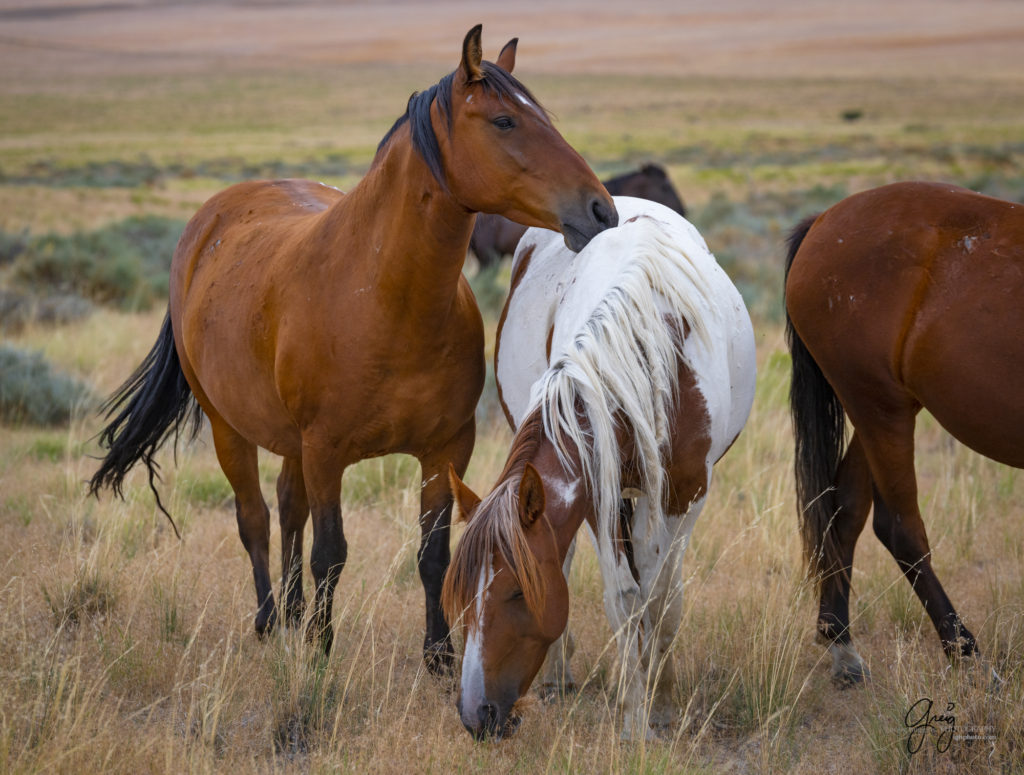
(444, 453), (571, 740)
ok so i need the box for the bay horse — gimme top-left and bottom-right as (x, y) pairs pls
(442, 197), (756, 739)
(87, 25), (616, 671)
(785, 181), (1023, 684)
(469, 163), (686, 267)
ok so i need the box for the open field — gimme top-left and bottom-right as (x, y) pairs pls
(2, 2), (1023, 773)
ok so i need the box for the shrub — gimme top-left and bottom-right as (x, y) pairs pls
(0, 288), (93, 332)
(12, 215), (185, 309)
(0, 345), (94, 426)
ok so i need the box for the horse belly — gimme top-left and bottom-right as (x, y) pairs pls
(180, 307), (302, 455)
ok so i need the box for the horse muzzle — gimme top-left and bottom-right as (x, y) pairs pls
(457, 695), (521, 741)
(560, 193), (618, 253)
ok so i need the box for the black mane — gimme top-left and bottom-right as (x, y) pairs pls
(375, 61), (546, 190)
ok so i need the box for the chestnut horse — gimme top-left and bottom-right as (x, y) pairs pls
(442, 197), (756, 739)
(785, 181), (1023, 684)
(88, 26), (616, 670)
(469, 163), (686, 267)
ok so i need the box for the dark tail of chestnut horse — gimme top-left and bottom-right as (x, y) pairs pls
(784, 216), (847, 594)
(88, 311), (203, 537)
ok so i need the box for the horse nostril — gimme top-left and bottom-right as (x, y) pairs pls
(592, 197), (618, 230)
(479, 702), (497, 729)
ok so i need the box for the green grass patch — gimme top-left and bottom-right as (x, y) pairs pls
(180, 471), (234, 509)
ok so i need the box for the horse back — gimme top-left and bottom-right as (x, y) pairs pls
(498, 196), (755, 465)
(171, 179), (342, 297)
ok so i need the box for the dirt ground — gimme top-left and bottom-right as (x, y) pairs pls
(2, 0), (1023, 81)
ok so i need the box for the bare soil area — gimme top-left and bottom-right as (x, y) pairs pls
(2, 0), (1023, 80)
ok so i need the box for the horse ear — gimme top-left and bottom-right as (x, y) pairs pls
(448, 462), (481, 523)
(496, 37), (518, 73)
(460, 24), (484, 83)
(517, 463), (546, 529)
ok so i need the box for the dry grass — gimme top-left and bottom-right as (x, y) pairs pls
(2, 3), (1024, 772)
(1, 318), (1021, 774)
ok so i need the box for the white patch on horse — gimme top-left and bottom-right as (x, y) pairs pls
(552, 476), (581, 507)
(460, 559), (493, 725)
(515, 92), (545, 120)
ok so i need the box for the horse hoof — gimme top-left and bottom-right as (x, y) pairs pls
(305, 621), (334, 654)
(423, 638), (456, 675)
(829, 642), (869, 687)
(284, 602), (305, 629)
(537, 681), (577, 702)
(423, 642), (455, 677)
(950, 654), (1005, 692)
(255, 605), (278, 639)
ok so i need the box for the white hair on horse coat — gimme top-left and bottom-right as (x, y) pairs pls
(525, 212), (722, 576)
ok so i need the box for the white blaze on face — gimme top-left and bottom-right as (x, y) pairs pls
(460, 558), (493, 723)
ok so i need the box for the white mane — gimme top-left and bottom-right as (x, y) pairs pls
(525, 214), (720, 562)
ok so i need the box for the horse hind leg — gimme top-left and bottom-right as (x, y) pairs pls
(210, 416), (277, 636)
(417, 419), (476, 675)
(856, 409), (979, 660)
(277, 456), (309, 627)
(818, 432), (873, 685)
(301, 447), (348, 654)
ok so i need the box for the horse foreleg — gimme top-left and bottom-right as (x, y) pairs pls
(818, 432), (873, 685)
(210, 417), (276, 636)
(631, 495), (701, 733)
(302, 450), (347, 654)
(857, 411), (979, 660)
(277, 456), (309, 627)
(418, 419), (476, 675)
(587, 522), (647, 740)
(538, 537), (577, 697)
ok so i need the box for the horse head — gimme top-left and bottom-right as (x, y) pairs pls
(443, 462), (569, 740)
(441, 25), (617, 252)
(605, 163), (687, 218)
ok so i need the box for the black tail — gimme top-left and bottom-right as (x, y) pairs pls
(784, 216), (847, 593)
(88, 311), (203, 537)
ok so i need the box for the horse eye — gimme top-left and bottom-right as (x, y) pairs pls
(508, 589), (524, 602)
(492, 116), (515, 131)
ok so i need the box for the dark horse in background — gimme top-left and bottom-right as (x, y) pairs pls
(785, 181), (1023, 684)
(88, 25), (615, 671)
(469, 163), (685, 266)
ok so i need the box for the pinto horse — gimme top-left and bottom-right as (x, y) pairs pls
(785, 181), (1024, 683)
(88, 25), (616, 670)
(442, 197), (756, 739)
(469, 163), (686, 267)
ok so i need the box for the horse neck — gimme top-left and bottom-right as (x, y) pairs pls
(328, 125), (474, 314)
